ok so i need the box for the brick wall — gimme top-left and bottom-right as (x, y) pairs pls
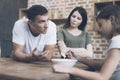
(27, 0), (118, 58)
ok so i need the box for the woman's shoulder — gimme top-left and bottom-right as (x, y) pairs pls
(81, 31), (89, 35)
(58, 28), (67, 32)
(109, 35), (120, 49)
(14, 18), (28, 31)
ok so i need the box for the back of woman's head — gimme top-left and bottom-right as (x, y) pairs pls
(64, 7), (87, 30)
(96, 5), (120, 33)
(26, 5), (48, 21)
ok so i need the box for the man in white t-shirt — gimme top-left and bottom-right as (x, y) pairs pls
(12, 5), (56, 62)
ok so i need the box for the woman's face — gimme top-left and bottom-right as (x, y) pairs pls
(70, 11), (82, 28)
(97, 18), (113, 39)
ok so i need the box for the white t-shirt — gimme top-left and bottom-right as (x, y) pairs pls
(12, 18), (57, 54)
(104, 35), (120, 56)
(104, 35), (120, 80)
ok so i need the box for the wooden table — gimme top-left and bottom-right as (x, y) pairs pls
(0, 58), (88, 80)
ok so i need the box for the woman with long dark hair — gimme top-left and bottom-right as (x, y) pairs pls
(57, 7), (93, 58)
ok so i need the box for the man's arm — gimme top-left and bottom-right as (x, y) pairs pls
(12, 43), (35, 62)
(43, 44), (56, 60)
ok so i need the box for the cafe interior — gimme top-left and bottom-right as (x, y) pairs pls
(0, 0), (120, 80)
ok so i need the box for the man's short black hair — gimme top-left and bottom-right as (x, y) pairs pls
(26, 5), (48, 21)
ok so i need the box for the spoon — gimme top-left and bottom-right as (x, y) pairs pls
(61, 52), (66, 59)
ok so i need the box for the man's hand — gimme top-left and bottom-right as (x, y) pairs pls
(32, 48), (50, 61)
(32, 48), (39, 57)
(37, 50), (50, 61)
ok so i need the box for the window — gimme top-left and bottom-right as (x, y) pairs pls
(94, 1), (120, 30)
